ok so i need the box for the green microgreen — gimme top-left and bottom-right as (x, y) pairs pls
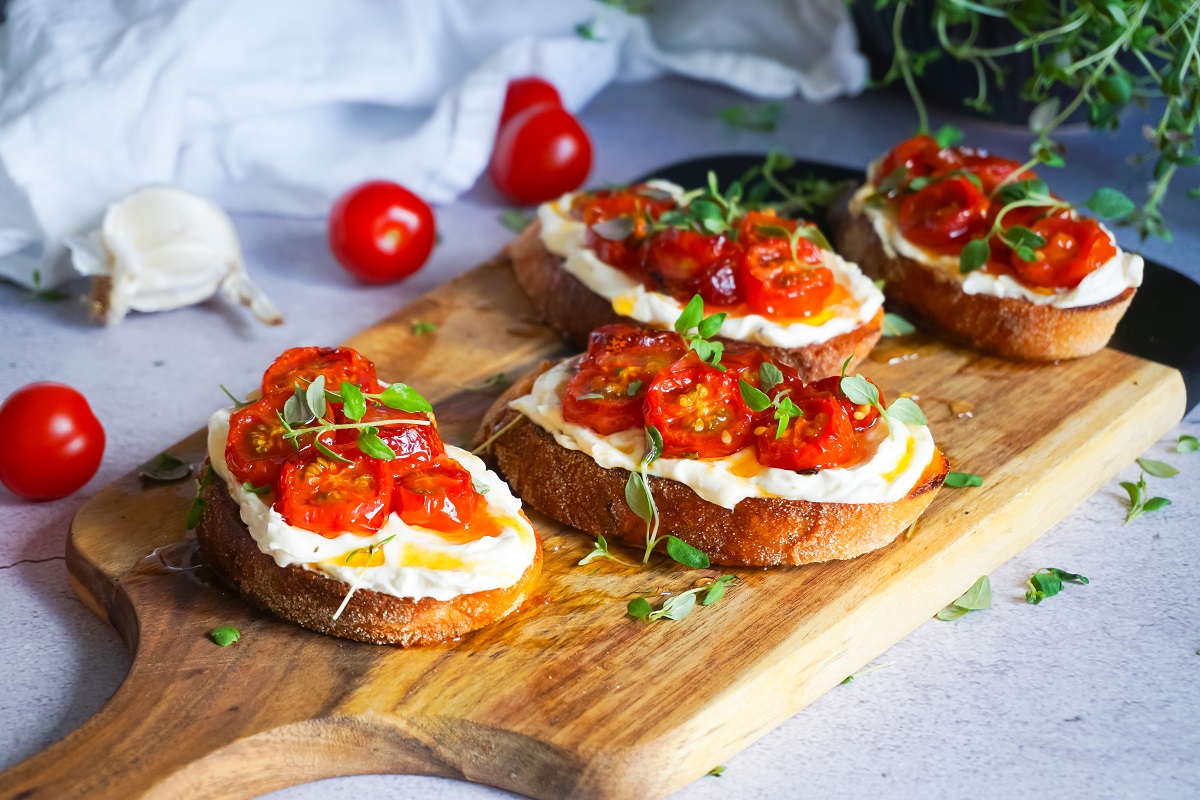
(1136, 457), (1179, 478)
(626, 379), (644, 397)
(627, 575), (738, 621)
(707, 766), (726, 778)
(1025, 567), (1089, 605)
(944, 472), (983, 488)
(1120, 472), (1172, 524)
(736, 150), (852, 216)
(185, 463), (214, 530)
(275, 381), (433, 461)
(241, 481), (270, 494)
(738, 362), (802, 439)
(674, 294), (727, 369)
(935, 575), (992, 621)
(840, 367), (927, 436)
(934, 124), (964, 148)
(719, 101), (784, 133)
(618, 425), (709, 568)
(575, 21), (601, 40)
(138, 452), (191, 483)
(841, 660), (895, 685)
(882, 312), (916, 337)
(500, 208), (533, 233)
(1177, 435), (1199, 454)
(219, 384), (250, 409)
(579, 533), (637, 567)
(210, 626), (241, 647)
(411, 321), (436, 336)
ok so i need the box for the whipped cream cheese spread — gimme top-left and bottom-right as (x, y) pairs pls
(537, 180), (884, 348)
(207, 409), (536, 602)
(510, 359), (936, 509)
(848, 181), (1143, 310)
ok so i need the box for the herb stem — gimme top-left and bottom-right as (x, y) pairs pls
(283, 417), (429, 441)
(893, 0), (930, 135)
(472, 414), (524, 456)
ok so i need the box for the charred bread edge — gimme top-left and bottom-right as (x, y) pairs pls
(476, 365), (948, 567)
(507, 220), (884, 382)
(831, 202), (1135, 362)
(196, 467), (543, 646)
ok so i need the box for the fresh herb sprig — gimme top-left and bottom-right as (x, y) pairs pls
(719, 102), (784, 133)
(333, 534), (396, 620)
(674, 294), (727, 369)
(185, 463), (214, 530)
(627, 575), (737, 621)
(275, 376), (433, 462)
(579, 533), (639, 567)
(1120, 472), (1172, 524)
(737, 150), (853, 217)
(837, 357), (927, 435)
(210, 626), (241, 647)
(1025, 567), (1089, 605)
(841, 660), (895, 685)
(139, 452), (191, 483)
(620, 425), (711, 568)
(936, 575), (991, 620)
(738, 362), (803, 439)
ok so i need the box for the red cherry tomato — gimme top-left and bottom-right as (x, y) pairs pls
(809, 376), (884, 432)
(276, 446), (394, 536)
(1007, 216), (1117, 289)
(898, 176), (990, 254)
(562, 326), (686, 435)
(641, 228), (740, 301)
(333, 402), (443, 477)
(957, 150), (1029, 194)
(644, 352), (754, 459)
(500, 77), (563, 126)
(0, 383), (105, 501)
(328, 181), (436, 284)
(740, 234), (834, 317)
(874, 135), (963, 185)
(755, 390), (862, 472)
(395, 458), (479, 532)
(261, 346), (380, 395)
(490, 105), (592, 205)
(574, 187), (676, 272)
(225, 391), (335, 489)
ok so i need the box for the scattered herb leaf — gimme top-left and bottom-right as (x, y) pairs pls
(719, 102), (784, 133)
(945, 472), (983, 488)
(841, 660), (895, 685)
(707, 766), (726, 778)
(500, 208), (533, 233)
(1120, 472), (1172, 524)
(1025, 567), (1089, 605)
(1137, 457), (1179, 478)
(882, 312), (916, 337)
(185, 463), (214, 530)
(138, 452), (191, 483)
(411, 321), (436, 336)
(1177, 435), (1199, 454)
(936, 575), (991, 620)
(241, 481), (270, 494)
(210, 626), (241, 647)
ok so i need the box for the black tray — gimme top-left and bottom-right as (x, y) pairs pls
(639, 155), (1200, 414)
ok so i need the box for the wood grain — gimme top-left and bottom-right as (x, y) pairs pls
(0, 253), (1185, 800)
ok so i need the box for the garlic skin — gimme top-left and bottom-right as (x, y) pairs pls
(66, 185), (283, 326)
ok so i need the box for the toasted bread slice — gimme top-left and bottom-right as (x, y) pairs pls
(832, 206), (1135, 362)
(508, 221), (883, 382)
(477, 367), (948, 567)
(196, 469), (543, 645)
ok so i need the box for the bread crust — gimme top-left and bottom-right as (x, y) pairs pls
(195, 470), (543, 645)
(477, 367), (948, 567)
(508, 220), (882, 382)
(832, 205), (1135, 361)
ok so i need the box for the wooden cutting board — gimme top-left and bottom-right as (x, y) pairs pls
(0, 253), (1185, 800)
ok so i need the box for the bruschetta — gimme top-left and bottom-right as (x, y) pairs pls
(834, 134), (1142, 361)
(477, 319), (947, 567)
(196, 346), (542, 645)
(509, 178), (885, 382)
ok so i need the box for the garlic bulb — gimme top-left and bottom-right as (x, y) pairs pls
(66, 186), (283, 326)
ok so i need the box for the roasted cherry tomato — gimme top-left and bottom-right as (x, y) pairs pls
(334, 403), (443, 476)
(276, 446), (393, 535)
(562, 326), (685, 435)
(958, 150), (1028, 194)
(395, 458), (479, 532)
(809, 375), (884, 432)
(740, 232), (834, 317)
(261, 346), (380, 395)
(0, 383), (105, 501)
(755, 391), (862, 472)
(225, 391), (335, 489)
(1007, 216), (1117, 289)
(490, 105), (592, 205)
(574, 187), (675, 272)
(898, 176), (990, 254)
(874, 135), (963, 185)
(328, 180), (436, 284)
(644, 352), (754, 458)
(500, 76), (562, 125)
(641, 228), (740, 301)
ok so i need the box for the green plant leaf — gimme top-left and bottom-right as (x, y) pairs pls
(210, 625), (241, 647)
(357, 427), (396, 460)
(1176, 435), (1199, 453)
(305, 375), (328, 420)
(665, 535), (710, 569)
(625, 471), (653, 523)
(138, 452), (191, 483)
(739, 379), (772, 413)
(697, 311), (726, 339)
(378, 383), (433, 413)
(945, 472), (983, 488)
(934, 124), (964, 148)
(759, 362), (784, 392)
(411, 321), (436, 336)
(1086, 187), (1136, 219)
(1136, 457), (1178, 478)
(627, 597), (652, 619)
(959, 239), (990, 273)
(675, 295), (704, 334)
(643, 426), (664, 465)
(882, 312), (916, 337)
(655, 591), (697, 621)
(840, 374), (880, 407)
(315, 438), (354, 464)
(886, 397), (927, 426)
(955, 575), (992, 610)
(340, 382), (367, 422)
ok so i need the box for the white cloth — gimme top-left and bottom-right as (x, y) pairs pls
(0, 0), (866, 289)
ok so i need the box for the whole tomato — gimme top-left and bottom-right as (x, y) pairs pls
(0, 383), (105, 500)
(500, 77), (562, 125)
(328, 181), (436, 284)
(490, 105), (592, 205)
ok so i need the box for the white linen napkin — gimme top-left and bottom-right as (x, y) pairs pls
(0, 0), (866, 289)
